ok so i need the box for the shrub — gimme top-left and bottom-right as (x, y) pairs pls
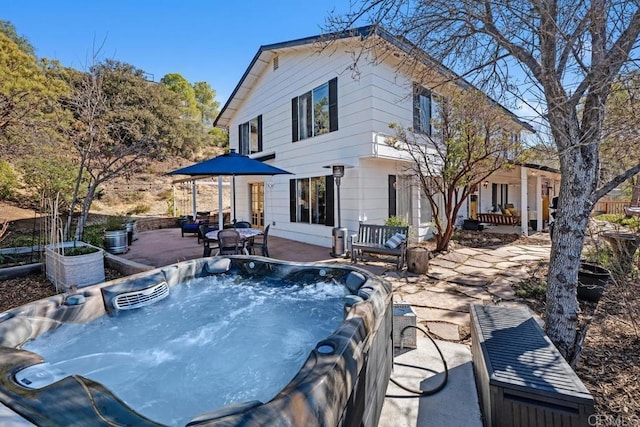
(81, 224), (106, 248)
(127, 204), (150, 215)
(20, 156), (79, 205)
(515, 278), (547, 300)
(0, 160), (18, 199)
(385, 216), (409, 227)
(595, 213), (640, 232)
(103, 216), (126, 231)
(64, 246), (99, 256)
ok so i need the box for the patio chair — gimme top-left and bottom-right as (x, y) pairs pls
(197, 223), (217, 244)
(247, 224), (270, 257)
(181, 219), (203, 237)
(200, 224), (218, 257)
(234, 221), (252, 229)
(217, 229), (243, 255)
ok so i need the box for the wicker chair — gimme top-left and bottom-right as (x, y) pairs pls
(217, 229), (243, 255)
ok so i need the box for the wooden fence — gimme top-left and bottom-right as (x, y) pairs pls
(593, 200), (629, 215)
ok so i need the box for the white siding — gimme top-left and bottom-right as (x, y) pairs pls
(223, 39), (526, 247)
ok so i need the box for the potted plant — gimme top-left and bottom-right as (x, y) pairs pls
(577, 262), (611, 302)
(103, 216), (127, 254)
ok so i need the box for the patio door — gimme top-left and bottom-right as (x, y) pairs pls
(249, 183), (264, 229)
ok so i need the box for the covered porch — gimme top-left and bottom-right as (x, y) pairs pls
(466, 163), (561, 236)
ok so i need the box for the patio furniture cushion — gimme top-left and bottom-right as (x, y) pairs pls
(385, 233), (406, 249)
(181, 221), (201, 237)
(477, 213), (519, 226)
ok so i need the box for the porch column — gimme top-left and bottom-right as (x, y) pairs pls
(536, 175), (543, 232)
(520, 167), (528, 236)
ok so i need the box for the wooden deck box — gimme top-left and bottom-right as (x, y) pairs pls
(470, 304), (594, 427)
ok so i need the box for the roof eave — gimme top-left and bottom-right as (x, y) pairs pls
(214, 25), (535, 133)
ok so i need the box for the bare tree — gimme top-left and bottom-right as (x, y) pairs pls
(600, 74), (640, 204)
(62, 60), (184, 240)
(388, 87), (527, 252)
(328, 1), (640, 360)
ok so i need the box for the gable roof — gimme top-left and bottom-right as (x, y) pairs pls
(214, 25), (535, 133)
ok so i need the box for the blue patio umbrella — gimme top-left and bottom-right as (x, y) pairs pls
(168, 150), (292, 227)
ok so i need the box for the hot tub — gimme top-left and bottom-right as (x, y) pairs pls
(0, 256), (393, 426)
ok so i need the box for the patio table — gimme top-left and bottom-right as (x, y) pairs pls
(206, 228), (263, 255)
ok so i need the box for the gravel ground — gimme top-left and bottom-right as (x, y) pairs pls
(0, 268), (122, 313)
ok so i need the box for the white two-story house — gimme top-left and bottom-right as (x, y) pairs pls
(213, 26), (540, 248)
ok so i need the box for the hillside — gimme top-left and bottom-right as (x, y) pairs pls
(1, 147), (231, 225)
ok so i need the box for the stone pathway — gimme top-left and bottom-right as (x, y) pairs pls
(382, 243), (552, 342)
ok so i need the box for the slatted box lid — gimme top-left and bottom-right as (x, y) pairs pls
(471, 304), (593, 405)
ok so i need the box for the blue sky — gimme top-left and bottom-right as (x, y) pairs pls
(2, 0), (352, 105)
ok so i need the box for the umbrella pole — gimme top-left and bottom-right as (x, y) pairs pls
(172, 184), (176, 217)
(192, 180), (197, 219)
(232, 175), (236, 223)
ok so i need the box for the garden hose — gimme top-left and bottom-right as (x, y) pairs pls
(386, 324), (449, 398)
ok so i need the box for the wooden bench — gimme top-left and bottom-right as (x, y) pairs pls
(477, 213), (519, 226)
(470, 304), (594, 426)
(350, 224), (408, 270)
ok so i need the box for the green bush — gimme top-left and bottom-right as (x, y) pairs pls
(20, 155), (80, 205)
(81, 224), (106, 248)
(0, 160), (18, 199)
(515, 278), (547, 300)
(63, 246), (99, 256)
(385, 216), (409, 227)
(0, 233), (41, 249)
(594, 213), (640, 232)
(103, 216), (126, 231)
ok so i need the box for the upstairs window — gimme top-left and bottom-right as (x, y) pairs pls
(292, 77), (338, 142)
(413, 84), (441, 137)
(239, 115), (262, 155)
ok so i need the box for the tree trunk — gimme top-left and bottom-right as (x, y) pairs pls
(545, 119), (598, 361)
(632, 176), (640, 206)
(73, 181), (97, 241)
(64, 153), (87, 240)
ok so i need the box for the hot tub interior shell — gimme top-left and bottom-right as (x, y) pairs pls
(0, 256), (393, 427)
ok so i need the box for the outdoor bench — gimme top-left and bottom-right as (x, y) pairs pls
(477, 213), (519, 226)
(350, 224), (409, 270)
(470, 304), (594, 427)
